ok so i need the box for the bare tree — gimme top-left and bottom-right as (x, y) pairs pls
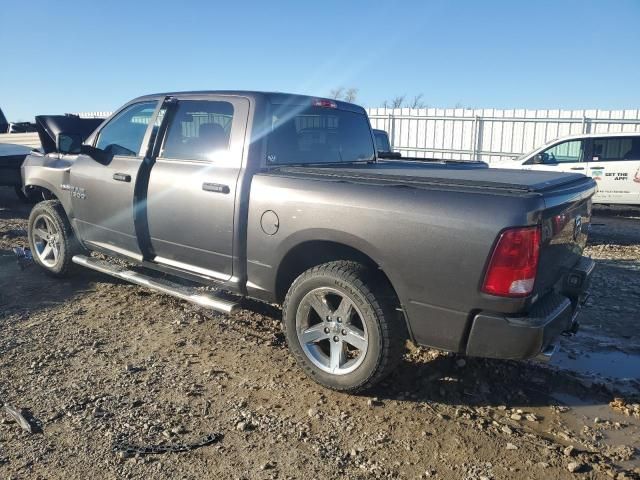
(329, 87), (344, 100)
(379, 94), (430, 108)
(391, 95), (405, 108)
(409, 94), (426, 109)
(344, 88), (358, 103)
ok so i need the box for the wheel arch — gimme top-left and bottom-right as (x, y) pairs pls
(23, 183), (57, 202)
(24, 178), (72, 212)
(274, 239), (413, 340)
(275, 240), (379, 301)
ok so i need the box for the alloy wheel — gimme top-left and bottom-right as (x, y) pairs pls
(296, 287), (369, 375)
(31, 214), (61, 268)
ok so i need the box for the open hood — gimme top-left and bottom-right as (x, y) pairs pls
(35, 115), (104, 154)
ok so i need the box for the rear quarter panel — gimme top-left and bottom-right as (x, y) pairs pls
(246, 174), (546, 352)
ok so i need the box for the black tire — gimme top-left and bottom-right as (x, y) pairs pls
(282, 261), (407, 393)
(27, 200), (80, 277)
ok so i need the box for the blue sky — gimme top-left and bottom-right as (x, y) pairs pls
(1, 0), (639, 121)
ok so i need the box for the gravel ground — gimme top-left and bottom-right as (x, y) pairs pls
(0, 188), (639, 480)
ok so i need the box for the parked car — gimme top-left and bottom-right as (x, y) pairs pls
(6, 122), (38, 134)
(498, 132), (640, 205)
(22, 91), (596, 392)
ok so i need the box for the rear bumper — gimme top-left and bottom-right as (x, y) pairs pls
(465, 256), (594, 360)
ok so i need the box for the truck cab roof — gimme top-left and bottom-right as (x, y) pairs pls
(128, 91), (368, 114)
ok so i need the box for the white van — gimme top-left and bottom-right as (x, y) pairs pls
(499, 132), (640, 205)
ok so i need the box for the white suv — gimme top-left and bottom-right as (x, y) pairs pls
(500, 132), (640, 206)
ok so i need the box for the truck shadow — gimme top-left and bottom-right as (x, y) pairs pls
(369, 352), (620, 411)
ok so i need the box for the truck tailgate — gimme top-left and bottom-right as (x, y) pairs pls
(535, 178), (595, 296)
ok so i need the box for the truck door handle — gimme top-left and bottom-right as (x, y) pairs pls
(113, 173), (131, 182)
(202, 182), (230, 194)
(570, 167), (584, 170)
(590, 166), (604, 170)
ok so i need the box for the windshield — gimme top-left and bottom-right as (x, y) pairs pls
(266, 106), (375, 165)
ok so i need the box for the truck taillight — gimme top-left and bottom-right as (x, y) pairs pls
(311, 98), (337, 108)
(482, 226), (541, 297)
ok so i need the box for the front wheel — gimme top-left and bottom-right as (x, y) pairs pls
(282, 261), (407, 393)
(27, 200), (80, 277)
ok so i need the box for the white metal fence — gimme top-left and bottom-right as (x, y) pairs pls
(0, 132), (40, 149)
(77, 111), (112, 119)
(366, 108), (640, 163)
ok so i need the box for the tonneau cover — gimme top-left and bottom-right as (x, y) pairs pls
(272, 162), (591, 193)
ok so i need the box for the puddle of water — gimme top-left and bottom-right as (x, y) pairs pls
(551, 393), (640, 469)
(514, 392), (640, 469)
(551, 349), (640, 380)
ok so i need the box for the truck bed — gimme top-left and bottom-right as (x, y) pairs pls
(269, 162), (592, 194)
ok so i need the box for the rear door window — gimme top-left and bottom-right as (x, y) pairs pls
(96, 101), (157, 156)
(592, 137), (640, 161)
(161, 100), (234, 161)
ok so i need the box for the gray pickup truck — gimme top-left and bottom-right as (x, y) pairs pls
(22, 91), (596, 392)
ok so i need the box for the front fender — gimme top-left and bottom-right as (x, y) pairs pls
(22, 153), (74, 216)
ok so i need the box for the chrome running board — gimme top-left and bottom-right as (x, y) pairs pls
(72, 255), (239, 314)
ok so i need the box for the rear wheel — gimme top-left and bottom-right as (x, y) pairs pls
(28, 200), (80, 277)
(282, 261), (407, 393)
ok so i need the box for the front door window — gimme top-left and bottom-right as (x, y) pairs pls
(538, 140), (584, 164)
(96, 101), (157, 157)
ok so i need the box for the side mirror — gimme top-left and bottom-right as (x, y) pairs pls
(80, 144), (110, 164)
(532, 153), (544, 164)
(56, 133), (84, 154)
